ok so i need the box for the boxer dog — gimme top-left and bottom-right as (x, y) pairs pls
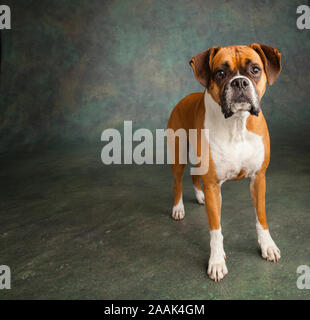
(167, 44), (282, 281)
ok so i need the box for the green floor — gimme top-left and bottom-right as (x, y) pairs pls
(0, 138), (309, 299)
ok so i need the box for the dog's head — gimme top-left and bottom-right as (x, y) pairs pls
(190, 44), (282, 118)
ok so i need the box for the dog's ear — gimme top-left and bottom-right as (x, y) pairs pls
(189, 47), (221, 88)
(248, 43), (282, 86)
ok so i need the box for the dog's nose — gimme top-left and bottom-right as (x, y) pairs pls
(231, 77), (249, 90)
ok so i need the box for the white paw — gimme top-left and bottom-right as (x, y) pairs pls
(207, 252), (228, 282)
(172, 199), (185, 220)
(256, 223), (281, 262)
(194, 188), (205, 205)
(259, 237), (281, 262)
(208, 229), (228, 282)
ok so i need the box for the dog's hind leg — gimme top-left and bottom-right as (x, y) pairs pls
(171, 163), (186, 220)
(192, 174), (205, 204)
(167, 126), (188, 220)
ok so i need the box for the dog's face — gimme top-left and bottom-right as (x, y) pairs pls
(190, 44), (282, 118)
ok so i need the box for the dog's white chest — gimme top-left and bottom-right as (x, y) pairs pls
(204, 93), (265, 182)
(209, 131), (264, 182)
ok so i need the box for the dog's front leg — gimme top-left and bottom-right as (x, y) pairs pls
(250, 172), (281, 262)
(203, 182), (228, 281)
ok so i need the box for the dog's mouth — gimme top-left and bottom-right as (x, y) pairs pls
(236, 93), (250, 103)
(220, 86), (261, 119)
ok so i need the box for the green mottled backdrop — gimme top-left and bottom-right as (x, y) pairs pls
(1, 0), (310, 154)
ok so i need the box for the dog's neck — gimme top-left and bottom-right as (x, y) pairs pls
(204, 91), (249, 143)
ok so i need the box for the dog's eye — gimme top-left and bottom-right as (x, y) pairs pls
(215, 70), (226, 80)
(251, 66), (261, 74)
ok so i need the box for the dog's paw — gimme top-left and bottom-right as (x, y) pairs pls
(259, 240), (281, 262)
(194, 188), (205, 205)
(207, 250), (228, 282)
(172, 200), (185, 220)
(258, 231), (281, 262)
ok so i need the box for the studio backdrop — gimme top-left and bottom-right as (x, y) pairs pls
(1, 0), (310, 154)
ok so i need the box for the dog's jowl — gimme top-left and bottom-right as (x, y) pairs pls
(167, 44), (282, 282)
